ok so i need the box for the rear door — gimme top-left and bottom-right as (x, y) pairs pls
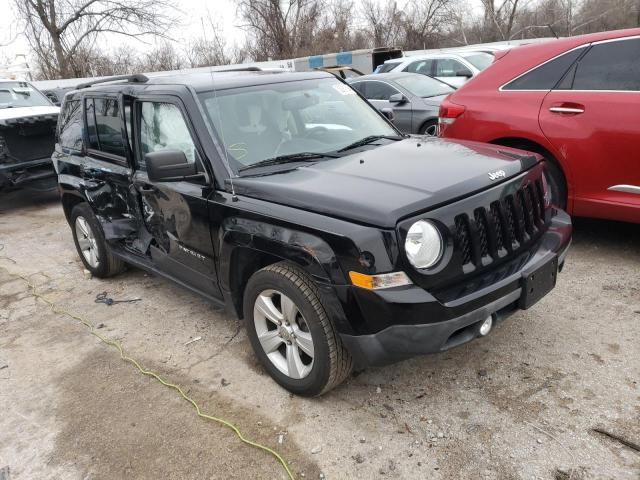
(433, 57), (470, 88)
(81, 95), (137, 226)
(539, 37), (640, 222)
(131, 96), (222, 300)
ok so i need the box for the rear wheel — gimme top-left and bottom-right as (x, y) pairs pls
(244, 262), (352, 396)
(420, 119), (439, 136)
(70, 203), (125, 278)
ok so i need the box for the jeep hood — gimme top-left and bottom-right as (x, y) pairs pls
(232, 137), (541, 228)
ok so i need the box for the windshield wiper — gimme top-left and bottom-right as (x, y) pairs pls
(238, 151), (340, 173)
(336, 135), (403, 153)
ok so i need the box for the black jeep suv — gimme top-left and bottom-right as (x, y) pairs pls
(53, 70), (571, 396)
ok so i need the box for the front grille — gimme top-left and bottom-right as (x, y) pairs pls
(454, 178), (546, 269)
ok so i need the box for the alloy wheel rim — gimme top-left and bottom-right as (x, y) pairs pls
(253, 289), (314, 380)
(424, 124), (438, 136)
(75, 216), (100, 268)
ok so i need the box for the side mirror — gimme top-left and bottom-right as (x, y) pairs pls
(380, 107), (395, 122)
(389, 93), (408, 104)
(146, 150), (198, 182)
(455, 68), (473, 78)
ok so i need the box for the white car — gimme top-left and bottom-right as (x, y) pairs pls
(375, 51), (495, 88)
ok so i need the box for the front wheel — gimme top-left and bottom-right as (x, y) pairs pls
(244, 262), (352, 396)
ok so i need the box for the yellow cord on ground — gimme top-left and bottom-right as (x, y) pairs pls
(0, 263), (296, 480)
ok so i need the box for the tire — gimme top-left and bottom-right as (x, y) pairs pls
(70, 203), (125, 278)
(243, 262), (352, 396)
(542, 160), (567, 210)
(420, 119), (439, 136)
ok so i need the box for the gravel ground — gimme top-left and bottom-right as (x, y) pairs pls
(0, 189), (638, 480)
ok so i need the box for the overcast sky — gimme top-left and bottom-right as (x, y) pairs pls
(0, 0), (480, 64)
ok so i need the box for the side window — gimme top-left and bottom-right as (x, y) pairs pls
(503, 47), (586, 91)
(406, 60), (433, 75)
(365, 81), (399, 100)
(58, 99), (83, 151)
(139, 102), (199, 171)
(85, 98), (126, 157)
(573, 38), (640, 91)
(434, 58), (467, 77)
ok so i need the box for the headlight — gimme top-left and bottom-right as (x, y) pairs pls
(405, 220), (443, 269)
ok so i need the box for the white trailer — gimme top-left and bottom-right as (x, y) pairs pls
(293, 47), (403, 74)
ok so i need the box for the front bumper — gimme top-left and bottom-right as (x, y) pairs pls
(0, 157), (56, 189)
(340, 209), (572, 368)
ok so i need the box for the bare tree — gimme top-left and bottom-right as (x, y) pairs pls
(360, 0), (404, 47)
(14, 0), (179, 79)
(237, 0), (323, 60)
(481, 0), (524, 40)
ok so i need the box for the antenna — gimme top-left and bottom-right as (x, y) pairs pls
(203, 14), (238, 202)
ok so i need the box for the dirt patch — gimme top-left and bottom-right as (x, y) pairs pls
(51, 348), (320, 480)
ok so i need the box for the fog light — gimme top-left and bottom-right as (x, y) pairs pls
(479, 315), (493, 336)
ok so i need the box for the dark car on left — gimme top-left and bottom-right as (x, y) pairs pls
(0, 79), (60, 192)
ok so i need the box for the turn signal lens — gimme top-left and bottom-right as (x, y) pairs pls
(349, 271), (412, 290)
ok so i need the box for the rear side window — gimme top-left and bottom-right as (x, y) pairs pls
(572, 38), (640, 91)
(85, 98), (126, 157)
(58, 99), (83, 151)
(503, 47), (586, 90)
(377, 62), (401, 73)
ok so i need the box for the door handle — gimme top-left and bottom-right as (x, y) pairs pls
(549, 106), (584, 114)
(137, 184), (158, 194)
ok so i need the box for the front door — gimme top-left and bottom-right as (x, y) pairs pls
(131, 97), (222, 300)
(361, 80), (412, 133)
(539, 36), (640, 222)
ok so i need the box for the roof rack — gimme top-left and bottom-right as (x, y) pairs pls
(217, 66), (262, 72)
(77, 74), (149, 89)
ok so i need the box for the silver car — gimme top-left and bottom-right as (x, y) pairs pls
(349, 72), (455, 135)
(376, 51), (495, 88)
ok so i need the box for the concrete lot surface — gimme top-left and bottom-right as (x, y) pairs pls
(0, 189), (638, 479)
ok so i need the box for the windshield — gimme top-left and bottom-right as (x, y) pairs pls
(0, 82), (51, 109)
(461, 52), (494, 71)
(199, 77), (397, 174)
(394, 74), (454, 97)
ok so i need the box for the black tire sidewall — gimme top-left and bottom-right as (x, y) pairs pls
(70, 203), (111, 278)
(244, 267), (333, 396)
(420, 120), (438, 136)
(543, 161), (568, 210)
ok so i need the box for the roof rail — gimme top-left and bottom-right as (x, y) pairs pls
(218, 66), (262, 72)
(77, 74), (149, 89)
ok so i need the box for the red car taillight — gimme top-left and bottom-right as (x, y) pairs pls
(438, 99), (466, 136)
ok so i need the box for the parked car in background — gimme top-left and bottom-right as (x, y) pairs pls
(377, 51), (495, 87)
(349, 72), (455, 135)
(439, 28), (640, 224)
(0, 79), (59, 192)
(54, 70), (570, 396)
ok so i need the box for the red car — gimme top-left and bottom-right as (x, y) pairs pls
(439, 28), (640, 224)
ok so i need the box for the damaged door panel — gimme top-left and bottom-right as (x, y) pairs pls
(82, 96), (138, 242)
(132, 98), (221, 299)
